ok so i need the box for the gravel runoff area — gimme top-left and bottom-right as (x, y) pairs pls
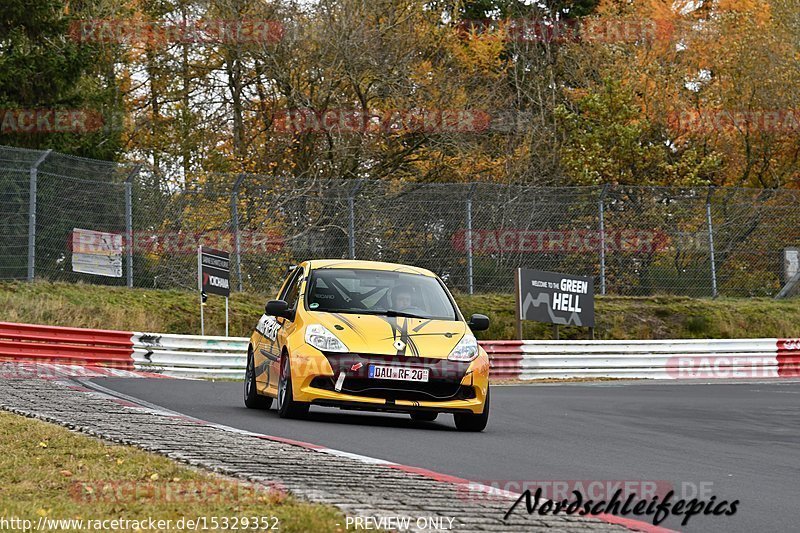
(0, 371), (636, 533)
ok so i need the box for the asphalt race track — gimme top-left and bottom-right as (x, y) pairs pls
(92, 378), (800, 533)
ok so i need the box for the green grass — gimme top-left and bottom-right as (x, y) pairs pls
(0, 281), (264, 337)
(0, 411), (344, 532)
(2, 281), (799, 340)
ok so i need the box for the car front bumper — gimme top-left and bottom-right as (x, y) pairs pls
(290, 349), (489, 414)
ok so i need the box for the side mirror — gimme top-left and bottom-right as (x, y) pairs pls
(467, 313), (490, 332)
(265, 300), (292, 319)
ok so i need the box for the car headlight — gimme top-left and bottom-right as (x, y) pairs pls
(305, 324), (349, 353)
(447, 334), (479, 362)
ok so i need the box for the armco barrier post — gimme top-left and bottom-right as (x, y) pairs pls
(231, 173), (246, 292)
(124, 164), (141, 289)
(27, 149), (52, 282)
(706, 188), (718, 298)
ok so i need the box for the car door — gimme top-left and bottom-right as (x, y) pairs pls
(265, 266), (305, 395)
(254, 267), (301, 393)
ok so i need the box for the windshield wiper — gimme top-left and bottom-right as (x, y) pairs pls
(385, 309), (429, 319)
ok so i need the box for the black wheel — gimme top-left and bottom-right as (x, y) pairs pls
(277, 353), (309, 419)
(454, 387), (489, 432)
(410, 411), (438, 422)
(244, 348), (272, 410)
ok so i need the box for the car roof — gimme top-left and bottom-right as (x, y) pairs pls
(301, 259), (437, 278)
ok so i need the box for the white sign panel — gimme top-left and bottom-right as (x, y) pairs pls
(71, 228), (123, 278)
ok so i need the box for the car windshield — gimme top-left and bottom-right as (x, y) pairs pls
(305, 268), (457, 321)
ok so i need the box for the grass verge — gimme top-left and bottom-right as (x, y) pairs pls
(2, 280), (799, 340)
(0, 410), (344, 532)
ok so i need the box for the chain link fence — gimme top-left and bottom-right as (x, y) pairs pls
(1, 145), (799, 298)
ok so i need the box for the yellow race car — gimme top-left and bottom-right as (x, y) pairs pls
(244, 260), (491, 431)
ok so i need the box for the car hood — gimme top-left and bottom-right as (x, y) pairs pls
(310, 312), (468, 358)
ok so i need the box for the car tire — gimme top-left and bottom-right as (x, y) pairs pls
(453, 387), (489, 432)
(277, 353), (309, 419)
(244, 348), (273, 410)
(410, 411), (438, 422)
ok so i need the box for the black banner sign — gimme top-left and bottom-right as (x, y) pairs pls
(517, 269), (594, 327)
(199, 246), (230, 297)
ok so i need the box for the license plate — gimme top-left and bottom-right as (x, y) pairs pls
(368, 365), (429, 382)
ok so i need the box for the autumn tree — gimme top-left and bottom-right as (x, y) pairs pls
(0, 0), (125, 159)
(578, 0), (800, 188)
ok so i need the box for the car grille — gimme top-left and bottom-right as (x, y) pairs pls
(312, 352), (476, 402)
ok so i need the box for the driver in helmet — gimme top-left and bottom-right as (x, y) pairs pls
(390, 284), (415, 311)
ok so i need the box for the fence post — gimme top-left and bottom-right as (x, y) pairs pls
(231, 173), (246, 292)
(348, 180), (363, 259)
(598, 184), (609, 295)
(124, 164), (141, 289)
(27, 149), (51, 282)
(466, 183), (477, 295)
(706, 188), (718, 298)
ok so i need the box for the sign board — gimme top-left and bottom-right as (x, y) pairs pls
(71, 228), (123, 278)
(199, 246), (230, 297)
(785, 247), (799, 282)
(516, 269), (595, 327)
